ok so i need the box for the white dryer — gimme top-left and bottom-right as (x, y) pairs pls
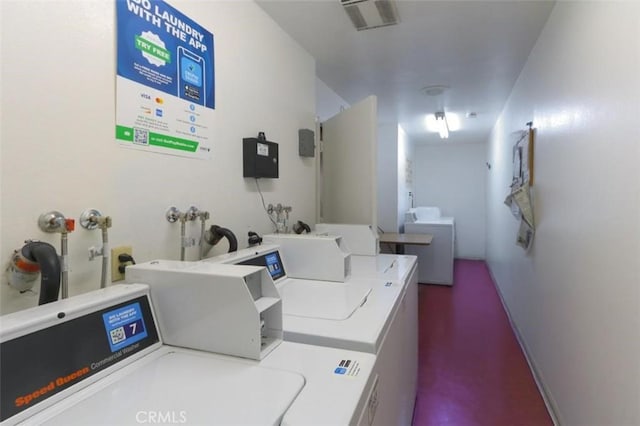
(0, 284), (378, 426)
(404, 207), (455, 285)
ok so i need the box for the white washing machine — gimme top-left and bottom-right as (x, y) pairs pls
(169, 242), (418, 426)
(404, 207), (455, 285)
(312, 224), (418, 285)
(309, 226), (420, 426)
(347, 253), (418, 425)
(0, 284), (378, 426)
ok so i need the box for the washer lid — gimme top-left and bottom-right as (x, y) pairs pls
(279, 279), (372, 320)
(36, 351), (304, 425)
(350, 254), (416, 281)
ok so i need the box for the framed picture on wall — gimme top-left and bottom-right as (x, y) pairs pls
(527, 127), (535, 186)
(511, 127), (535, 187)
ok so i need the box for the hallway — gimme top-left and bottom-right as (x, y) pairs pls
(412, 260), (553, 425)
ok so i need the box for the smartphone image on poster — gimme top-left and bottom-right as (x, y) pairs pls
(177, 46), (205, 106)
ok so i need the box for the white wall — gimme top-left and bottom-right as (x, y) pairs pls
(397, 126), (413, 232)
(377, 123), (398, 233)
(413, 143), (486, 258)
(376, 124), (414, 234)
(0, 0), (316, 314)
(486, 2), (640, 425)
(315, 78), (349, 122)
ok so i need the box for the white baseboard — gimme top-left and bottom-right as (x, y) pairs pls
(486, 265), (561, 426)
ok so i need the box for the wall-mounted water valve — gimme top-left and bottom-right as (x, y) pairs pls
(38, 211), (74, 299)
(38, 211), (74, 234)
(166, 206), (207, 260)
(166, 206), (182, 223)
(80, 209), (112, 231)
(80, 208), (112, 289)
(185, 206), (199, 222)
(267, 203), (292, 233)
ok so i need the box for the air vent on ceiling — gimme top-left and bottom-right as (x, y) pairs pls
(341, 0), (400, 31)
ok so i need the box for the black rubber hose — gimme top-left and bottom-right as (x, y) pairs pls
(21, 241), (61, 305)
(210, 225), (238, 253)
(248, 231), (263, 246)
(293, 220), (311, 234)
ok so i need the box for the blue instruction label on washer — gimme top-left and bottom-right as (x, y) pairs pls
(102, 302), (148, 352)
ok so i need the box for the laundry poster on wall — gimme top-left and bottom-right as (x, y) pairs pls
(115, 0), (214, 159)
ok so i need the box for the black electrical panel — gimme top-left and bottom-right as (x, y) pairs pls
(243, 136), (279, 178)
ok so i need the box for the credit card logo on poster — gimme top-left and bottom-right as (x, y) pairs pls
(102, 302), (148, 352)
(117, 0), (215, 109)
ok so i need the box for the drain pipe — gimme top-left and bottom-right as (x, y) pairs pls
(214, 226), (238, 252)
(202, 225), (238, 256)
(8, 241), (62, 304)
(293, 220), (311, 234)
(26, 242), (62, 304)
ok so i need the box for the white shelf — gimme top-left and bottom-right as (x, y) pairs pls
(255, 297), (280, 313)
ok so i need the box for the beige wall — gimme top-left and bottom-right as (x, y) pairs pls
(0, 0), (316, 314)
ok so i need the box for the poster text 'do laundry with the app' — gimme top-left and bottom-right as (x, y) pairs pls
(116, 0), (214, 159)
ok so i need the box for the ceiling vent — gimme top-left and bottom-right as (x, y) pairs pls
(341, 0), (400, 31)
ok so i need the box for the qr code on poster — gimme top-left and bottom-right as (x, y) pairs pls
(133, 128), (149, 145)
(110, 326), (126, 345)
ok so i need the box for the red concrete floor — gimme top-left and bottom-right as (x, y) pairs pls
(412, 259), (553, 426)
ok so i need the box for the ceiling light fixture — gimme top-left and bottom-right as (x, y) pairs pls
(426, 112), (459, 137)
(421, 85), (449, 97)
(435, 112), (449, 139)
